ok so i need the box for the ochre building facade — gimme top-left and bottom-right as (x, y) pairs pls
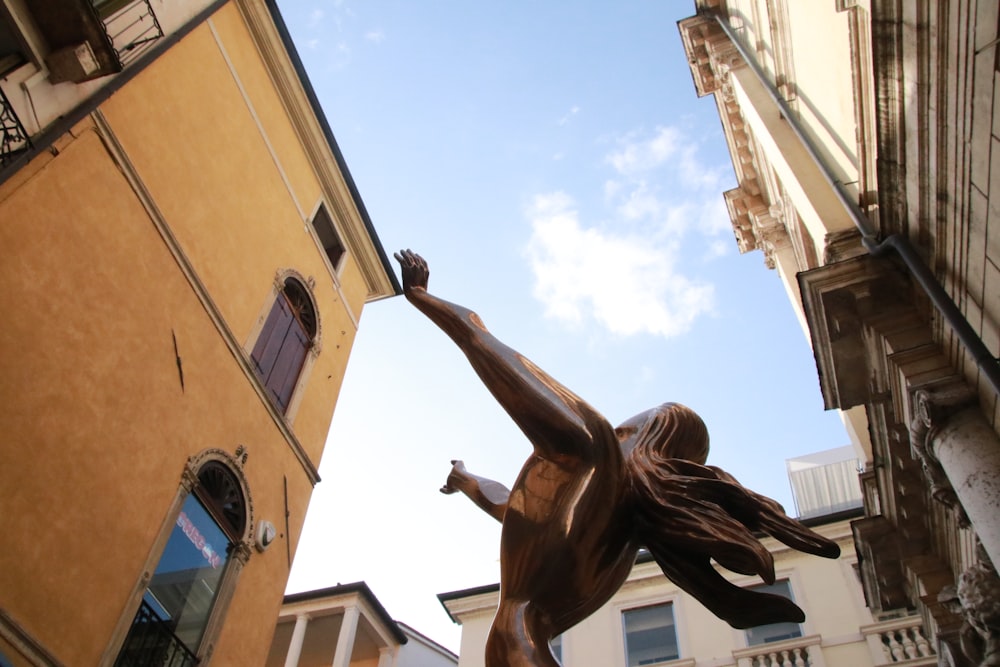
(0, 1), (398, 664)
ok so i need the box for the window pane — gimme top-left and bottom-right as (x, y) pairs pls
(146, 494), (233, 652)
(623, 603), (679, 666)
(745, 581), (802, 646)
(312, 204), (346, 271)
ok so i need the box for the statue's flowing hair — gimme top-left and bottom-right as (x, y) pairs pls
(624, 403), (840, 629)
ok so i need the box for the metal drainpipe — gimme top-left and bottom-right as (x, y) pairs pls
(712, 14), (1000, 398)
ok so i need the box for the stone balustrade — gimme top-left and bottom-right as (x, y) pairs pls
(861, 616), (936, 665)
(732, 634), (822, 667)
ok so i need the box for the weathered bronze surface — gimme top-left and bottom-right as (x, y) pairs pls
(395, 250), (840, 667)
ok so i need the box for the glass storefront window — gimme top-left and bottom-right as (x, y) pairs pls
(146, 493), (233, 651)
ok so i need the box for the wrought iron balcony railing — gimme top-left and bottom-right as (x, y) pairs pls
(94, 0), (164, 68)
(115, 599), (199, 667)
(0, 85), (31, 167)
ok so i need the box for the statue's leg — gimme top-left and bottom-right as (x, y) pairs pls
(405, 290), (614, 463)
(486, 600), (559, 667)
(441, 460), (508, 523)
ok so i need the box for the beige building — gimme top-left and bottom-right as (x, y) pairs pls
(439, 453), (930, 667)
(266, 583), (459, 667)
(678, 1), (1000, 665)
(0, 1), (398, 664)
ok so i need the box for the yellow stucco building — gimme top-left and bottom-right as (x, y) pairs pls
(0, 1), (399, 664)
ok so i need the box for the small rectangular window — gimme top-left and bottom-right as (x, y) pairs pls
(745, 581), (803, 646)
(311, 204), (345, 273)
(623, 603), (679, 666)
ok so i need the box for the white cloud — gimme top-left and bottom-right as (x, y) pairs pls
(365, 29), (385, 44)
(524, 193), (714, 338)
(524, 125), (734, 338)
(557, 106), (580, 126)
(606, 126), (681, 175)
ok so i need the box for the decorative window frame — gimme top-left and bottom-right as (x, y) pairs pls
(102, 448), (255, 666)
(727, 570), (809, 649)
(306, 199), (348, 282)
(245, 269), (322, 423)
(613, 591), (688, 667)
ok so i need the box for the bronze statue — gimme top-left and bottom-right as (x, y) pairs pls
(395, 249), (840, 667)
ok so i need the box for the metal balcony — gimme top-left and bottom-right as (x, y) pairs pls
(32, 0), (163, 83)
(95, 0), (163, 68)
(115, 599), (199, 667)
(0, 85), (30, 166)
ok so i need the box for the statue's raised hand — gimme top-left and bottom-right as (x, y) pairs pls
(394, 249), (429, 294)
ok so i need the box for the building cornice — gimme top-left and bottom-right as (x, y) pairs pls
(281, 582), (408, 645)
(679, 14), (791, 268)
(238, 0), (401, 302)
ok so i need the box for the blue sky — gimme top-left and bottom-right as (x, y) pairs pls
(275, 1), (848, 652)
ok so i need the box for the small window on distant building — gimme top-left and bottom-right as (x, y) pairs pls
(622, 602), (679, 666)
(311, 203), (346, 273)
(251, 278), (317, 413)
(745, 580), (803, 646)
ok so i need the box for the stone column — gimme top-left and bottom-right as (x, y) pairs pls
(929, 407), (1000, 568)
(284, 614), (310, 667)
(331, 605), (360, 667)
(911, 386), (1000, 569)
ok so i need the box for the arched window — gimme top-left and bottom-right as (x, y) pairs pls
(115, 456), (251, 666)
(250, 277), (317, 413)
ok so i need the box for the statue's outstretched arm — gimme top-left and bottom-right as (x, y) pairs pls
(441, 460), (509, 523)
(395, 250), (610, 462)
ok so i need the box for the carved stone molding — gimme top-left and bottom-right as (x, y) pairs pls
(956, 546), (1000, 667)
(909, 382), (977, 526)
(678, 15), (742, 97)
(823, 228), (868, 264)
(798, 255), (914, 410)
(186, 447), (256, 546)
(724, 186), (767, 255)
(274, 267), (323, 356)
(852, 516), (917, 613)
(679, 15), (787, 270)
(939, 544), (1000, 667)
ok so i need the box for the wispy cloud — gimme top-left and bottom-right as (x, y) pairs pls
(525, 193), (714, 338)
(557, 106), (580, 126)
(524, 125), (732, 339)
(298, 2), (370, 69)
(307, 9), (325, 27)
(607, 126), (680, 174)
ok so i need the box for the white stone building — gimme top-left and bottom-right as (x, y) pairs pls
(439, 451), (934, 667)
(678, 2), (1000, 664)
(267, 582), (459, 667)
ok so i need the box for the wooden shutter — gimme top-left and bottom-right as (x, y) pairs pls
(251, 293), (311, 411)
